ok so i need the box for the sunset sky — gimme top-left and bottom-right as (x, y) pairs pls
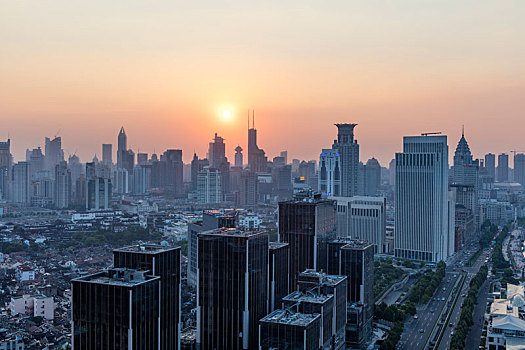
(1, 1), (525, 165)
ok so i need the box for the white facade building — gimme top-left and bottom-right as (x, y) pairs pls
(238, 214), (261, 230)
(33, 295), (54, 320)
(331, 196), (386, 254)
(395, 135), (455, 262)
(197, 167), (222, 204)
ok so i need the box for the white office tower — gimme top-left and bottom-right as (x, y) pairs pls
(319, 149), (341, 197)
(395, 135), (454, 262)
(197, 167), (222, 203)
(332, 196), (387, 254)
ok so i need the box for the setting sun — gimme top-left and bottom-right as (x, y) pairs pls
(222, 109), (232, 119)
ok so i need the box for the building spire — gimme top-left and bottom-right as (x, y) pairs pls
(462, 124), (464, 137)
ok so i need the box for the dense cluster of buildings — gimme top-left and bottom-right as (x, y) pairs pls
(2, 119), (525, 349)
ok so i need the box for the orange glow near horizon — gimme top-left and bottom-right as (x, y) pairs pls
(1, 1), (525, 165)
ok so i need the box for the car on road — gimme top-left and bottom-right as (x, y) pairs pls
(414, 315), (418, 319)
(419, 329), (424, 333)
(441, 297), (446, 301)
(451, 331), (455, 336)
(442, 287), (446, 291)
(449, 323), (454, 327)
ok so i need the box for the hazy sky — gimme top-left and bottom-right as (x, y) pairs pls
(1, 1), (525, 165)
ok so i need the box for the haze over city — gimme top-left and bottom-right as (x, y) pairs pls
(2, 2), (525, 350)
(2, 1), (525, 163)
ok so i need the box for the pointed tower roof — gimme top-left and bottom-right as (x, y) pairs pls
(119, 126), (126, 135)
(453, 127), (473, 166)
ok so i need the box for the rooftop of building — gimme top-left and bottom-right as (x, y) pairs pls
(260, 309), (320, 326)
(73, 268), (159, 287)
(280, 191), (334, 205)
(204, 209), (237, 217)
(330, 238), (375, 250)
(492, 315), (525, 332)
(198, 227), (267, 238)
(180, 327), (197, 342)
(269, 242), (289, 249)
(299, 269), (347, 285)
(283, 290), (333, 304)
(113, 244), (180, 254)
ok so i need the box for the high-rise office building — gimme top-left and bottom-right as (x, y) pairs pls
(197, 167), (222, 203)
(239, 170), (258, 207)
(280, 151), (288, 165)
(259, 309), (321, 350)
(113, 245), (181, 350)
(514, 153), (525, 188)
(272, 164), (292, 200)
(247, 112), (268, 173)
(484, 153), (496, 180)
(54, 161), (71, 208)
(319, 148), (341, 197)
(136, 152), (148, 165)
(363, 158), (381, 196)
(132, 165), (152, 194)
(326, 239), (374, 348)
(27, 147), (44, 180)
(278, 192), (337, 290)
(333, 124), (359, 197)
(190, 153), (209, 191)
(162, 149), (184, 194)
(186, 210), (237, 287)
(395, 135), (454, 262)
(72, 268), (160, 349)
(296, 270), (347, 349)
(497, 153), (509, 182)
(197, 228), (268, 350)
(331, 196), (386, 254)
(208, 134), (230, 194)
(388, 158), (396, 187)
(44, 136), (64, 172)
(450, 131), (480, 227)
(0, 139), (12, 200)
(234, 145), (243, 168)
(12, 162), (31, 204)
(268, 242), (290, 312)
(117, 126), (127, 168)
(102, 144), (112, 165)
(86, 177), (112, 210)
(282, 291), (335, 349)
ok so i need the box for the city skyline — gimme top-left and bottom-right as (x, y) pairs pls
(2, 1), (525, 164)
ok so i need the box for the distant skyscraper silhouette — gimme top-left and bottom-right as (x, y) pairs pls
(484, 153), (496, 180)
(514, 153), (525, 187)
(234, 145), (243, 168)
(44, 136), (64, 172)
(54, 161), (71, 209)
(102, 144), (112, 165)
(497, 153), (509, 182)
(247, 111), (268, 172)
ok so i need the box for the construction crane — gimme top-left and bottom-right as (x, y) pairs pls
(421, 132), (442, 136)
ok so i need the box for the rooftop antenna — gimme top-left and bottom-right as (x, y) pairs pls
(247, 110), (250, 129)
(421, 131), (442, 136)
(55, 128), (61, 138)
(462, 125), (464, 137)
(252, 110), (255, 129)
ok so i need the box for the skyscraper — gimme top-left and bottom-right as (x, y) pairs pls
(113, 244), (181, 350)
(268, 242), (290, 312)
(117, 126), (127, 168)
(334, 124), (359, 197)
(72, 268), (160, 349)
(363, 157), (381, 196)
(278, 192), (337, 290)
(239, 170), (258, 208)
(484, 153), (496, 180)
(197, 167), (222, 203)
(234, 145), (243, 168)
(12, 162), (31, 204)
(497, 153), (509, 182)
(332, 196), (386, 254)
(44, 136), (64, 172)
(395, 135), (454, 262)
(190, 153), (209, 191)
(319, 148), (341, 197)
(102, 144), (112, 165)
(326, 239), (374, 348)
(247, 112), (268, 173)
(86, 175), (112, 210)
(450, 130), (480, 228)
(197, 228), (268, 350)
(0, 139), (12, 200)
(54, 161), (71, 208)
(514, 153), (525, 188)
(186, 209), (237, 287)
(163, 149), (184, 194)
(208, 134), (230, 194)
